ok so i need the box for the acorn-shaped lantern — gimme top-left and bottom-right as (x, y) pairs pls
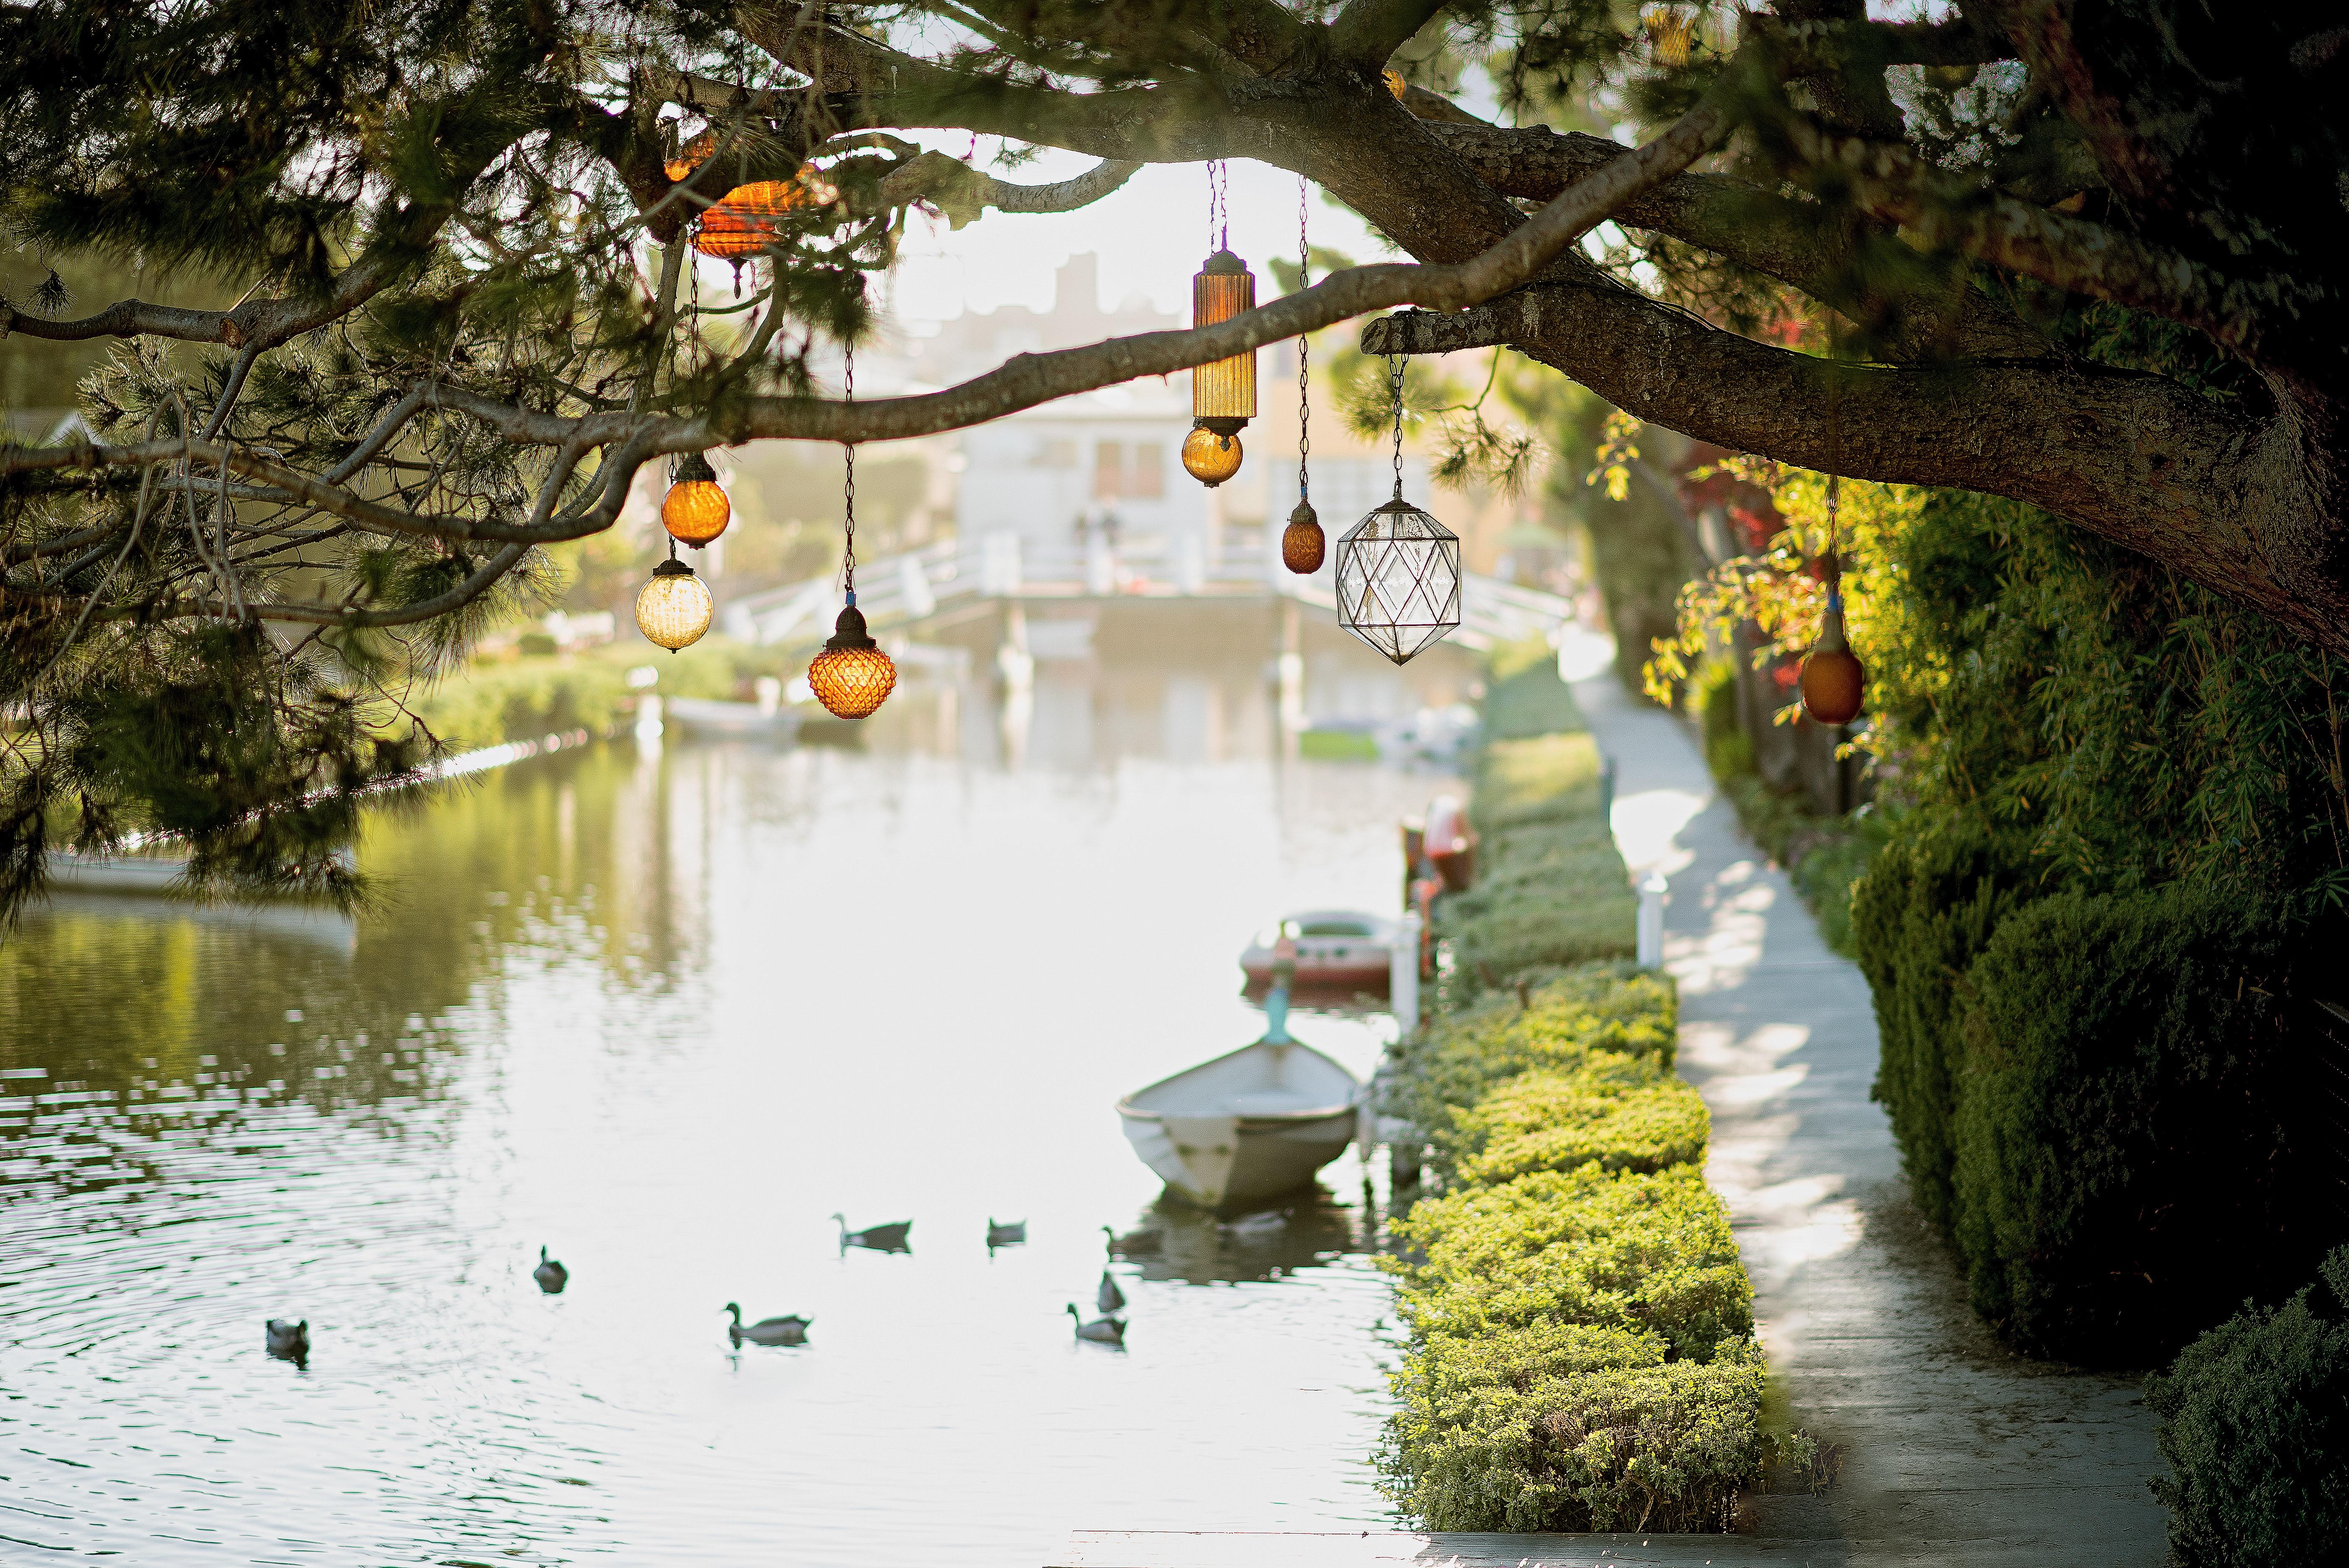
(1282, 500), (1326, 574)
(1799, 586), (1865, 725)
(661, 452), (731, 546)
(1184, 249), (1256, 487)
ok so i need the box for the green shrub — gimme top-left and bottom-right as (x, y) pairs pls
(1456, 1066), (1709, 1184)
(1482, 642), (1586, 741)
(2146, 1246), (2349, 1568)
(1850, 817), (2043, 1235)
(1953, 882), (2310, 1363)
(1391, 1164), (1753, 1360)
(1441, 731), (1636, 983)
(1381, 1334), (1782, 1533)
(1386, 965), (1677, 1162)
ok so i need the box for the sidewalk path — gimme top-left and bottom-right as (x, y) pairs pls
(1560, 634), (2169, 1568)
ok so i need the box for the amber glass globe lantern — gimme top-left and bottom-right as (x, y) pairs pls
(805, 341), (896, 720)
(662, 452), (731, 546)
(635, 556), (713, 651)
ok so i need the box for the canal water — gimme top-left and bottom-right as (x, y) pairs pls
(0, 636), (1467, 1565)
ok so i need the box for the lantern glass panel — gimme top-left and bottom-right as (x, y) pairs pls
(1333, 500), (1462, 665)
(635, 565), (713, 651)
(1191, 255), (1256, 424)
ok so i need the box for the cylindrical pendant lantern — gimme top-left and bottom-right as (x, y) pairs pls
(1282, 499), (1326, 574)
(661, 452), (731, 546)
(1799, 590), (1866, 725)
(1185, 249), (1256, 486)
(636, 558), (714, 651)
(806, 599), (897, 719)
(1334, 499), (1461, 664)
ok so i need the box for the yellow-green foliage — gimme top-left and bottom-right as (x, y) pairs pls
(1457, 1068), (1710, 1183)
(1391, 1165), (1752, 1358)
(1442, 727), (1638, 984)
(1378, 644), (1778, 1534)
(1381, 1334), (1774, 1534)
(402, 638), (772, 752)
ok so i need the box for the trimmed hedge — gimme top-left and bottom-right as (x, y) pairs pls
(1953, 882), (2310, 1363)
(1379, 642), (1792, 1532)
(1851, 817), (2042, 1236)
(2146, 1246), (2349, 1567)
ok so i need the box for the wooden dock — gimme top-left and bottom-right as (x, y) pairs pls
(1049, 1532), (1847, 1568)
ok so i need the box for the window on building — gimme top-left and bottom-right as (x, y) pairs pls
(1093, 439), (1166, 499)
(1031, 437), (1078, 468)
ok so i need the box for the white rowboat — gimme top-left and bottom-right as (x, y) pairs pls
(1117, 1038), (1367, 1213)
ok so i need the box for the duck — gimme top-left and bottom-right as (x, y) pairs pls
(1103, 1222), (1163, 1256)
(1222, 1209), (1290, 1240)
(1066, 1303), (1125, 1345)
(724, 1303), (811, 1347)
(1096, 1269), (1127, 1315)
(533, 1246), (568, 1295)
(265, 1318), (309, 1364)
(986, 1218), (1026, 1251)
(832, 1213), (912, 1253)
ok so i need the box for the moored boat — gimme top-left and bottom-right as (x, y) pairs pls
(1423, 793), (1477, 892)
(1117, 1037), (1367, 1213)
(1238, 910), (1395, 994)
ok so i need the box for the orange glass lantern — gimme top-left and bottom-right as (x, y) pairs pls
(807, 600), (897, 719)
(661, 452), (731, 546)
(1185, 248), (1257, 486)
(665, 126), (718, 183)
(1282, 500), (1326, 574)
(1799, 589), (1866, 725)
(635, 558), (713, 652)
(692, 172), (839, 259)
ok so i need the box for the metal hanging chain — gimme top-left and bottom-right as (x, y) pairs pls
(1297, 175), (1311, 504)
(1389, 352), (1406, 501)
(1825, 317), (1841, 578)
(1207, 160), (1229, 252)
(842, 341), (857, 599)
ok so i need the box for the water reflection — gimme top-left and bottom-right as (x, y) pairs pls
(0, 607), (1466, 1565)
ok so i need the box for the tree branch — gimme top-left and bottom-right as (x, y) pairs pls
(1328, 0), (1448, 67)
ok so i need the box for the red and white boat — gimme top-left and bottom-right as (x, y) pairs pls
(1239, 911), (1396, 995)
(1423, 794), (1478, 892)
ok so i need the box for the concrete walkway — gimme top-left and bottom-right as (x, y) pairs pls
(1559, 633), (2170, 1568)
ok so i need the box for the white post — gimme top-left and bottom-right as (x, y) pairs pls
(1391, 912), (1422, 1035)
(1637, 873), (1667, 968)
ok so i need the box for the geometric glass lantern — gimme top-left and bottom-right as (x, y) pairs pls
(1333, 499), (1461, 665)
(635, 557), (714, 652)
(661, 452), (731, 546)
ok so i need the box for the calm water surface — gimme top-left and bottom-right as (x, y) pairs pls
(0, 638), (1463, 1565)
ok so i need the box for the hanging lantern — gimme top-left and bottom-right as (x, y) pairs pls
(661, 452), (731, 546)
(665, 126), (718, 184)
(1184, 247), (1256, 487)
(1335, 499), (1462, 664)
(806, 337), (894, 720)
(1282, 500), (1326, 574)
(1800, 588), (1866, 725)
(807, 600), (898, 720)
(1181, 425), (1243, 487)
(691, 172), (840, 258)
(635, 558), (713, 652)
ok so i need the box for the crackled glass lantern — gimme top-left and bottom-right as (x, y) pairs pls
(1282, 499), (1326, 574)
(635, 558), (713, 651)
(692, 172), (840, 258)
(1334, 499), (1462, 665)
(1184, 249), (1256, 486)
(807, 600), (897, 719)
(661, 452), (731, 546)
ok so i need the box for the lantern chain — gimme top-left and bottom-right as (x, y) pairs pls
(1389, 353), (1406, 501)
(842, 341), (857, 601)
(1208, 160), (1229, 252)
(1297, 175), (1310, 505)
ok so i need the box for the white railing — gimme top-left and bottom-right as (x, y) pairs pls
(717, 530), (1573, 654)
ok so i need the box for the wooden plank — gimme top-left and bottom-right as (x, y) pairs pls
(1051, 1531), (1847, 1568)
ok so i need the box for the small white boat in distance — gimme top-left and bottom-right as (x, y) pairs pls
(1118, 1038), (1367, 1213)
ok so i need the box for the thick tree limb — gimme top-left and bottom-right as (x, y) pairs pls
(874, 151), (1143, 225)
(1328, 0), (1448, 66)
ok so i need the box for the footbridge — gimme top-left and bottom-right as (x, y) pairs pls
(717, 532), (1572, 654)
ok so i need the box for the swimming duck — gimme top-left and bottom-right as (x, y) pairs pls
(1096, 1270), (1127, 1315)
(265, 1318), (309, 1365)
(986, 1218), (1026, 1250)
(832, 1213), (912, 1253)
(724, 1303), (811, 1347)
(533, 1246), (568, 1294)
(1066, 1303), (1125, 1345)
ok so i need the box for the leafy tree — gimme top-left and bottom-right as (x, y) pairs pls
(2, 0), (2342, 913)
